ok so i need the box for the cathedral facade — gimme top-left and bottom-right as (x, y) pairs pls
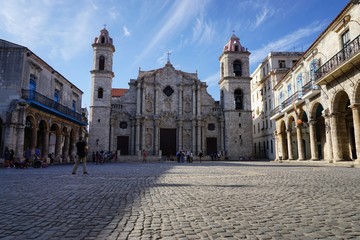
(89, 29), (253, 160)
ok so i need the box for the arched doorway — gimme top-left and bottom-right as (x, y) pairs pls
(299, 110), (310, 159)
(24, 116), (36, 153)
(314, 103), (326, 159)
(333, 91), (353, 160)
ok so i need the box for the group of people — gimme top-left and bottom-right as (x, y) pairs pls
(2, 147), (46, 169)
(176, 150), (198, 163)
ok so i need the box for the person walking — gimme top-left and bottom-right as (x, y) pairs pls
(72, 136), (88, 175)
(142, 150), (147, 163)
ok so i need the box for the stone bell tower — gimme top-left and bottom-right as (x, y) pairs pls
(89, 27), (115, 152)
(219, 33), (253, 159)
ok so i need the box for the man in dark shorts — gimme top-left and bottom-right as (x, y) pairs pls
(72, 136), (88, 175)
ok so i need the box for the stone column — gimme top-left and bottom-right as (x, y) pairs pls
(220, 119), (224, 153)
(287, 129), (294, 160)
(135, 118), (140, 153)
(197, 85), (201, 116)
(55, 133), (62, 161)
(296, 125), (305, 160)
(350, 104), (360, 163)
(179, 85), (183, 116)
(43, 130), (50, 160)
(192, 85), (196, 115)
(178, 121), (183, 151)
(136, 84), (141, 115)
(131, 120), (136, 155)
(63, 133), (69, 162)
(330, 113), (343, 162)
(274, 131), (280, 161)
(196, 120), (201, 154)
(192, 120), (196, 153)
(154, 120), (159, 155)
(31, 127), (38, 155)
(309, 120), (319, 160)
(15, 126), (25, 159)
(323, 114), (333, 162)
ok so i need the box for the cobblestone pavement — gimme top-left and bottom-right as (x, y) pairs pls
(1, 161), (360, 240)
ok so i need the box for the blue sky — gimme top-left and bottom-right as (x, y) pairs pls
(0, 0), (349, 108)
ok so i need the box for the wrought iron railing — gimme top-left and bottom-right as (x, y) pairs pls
(282, 91), (303, 108)
(302, 81), (320, 96)
(270, 104), (283, 118)
(22, 89), (87, 125)
(315, 34), (360, 80)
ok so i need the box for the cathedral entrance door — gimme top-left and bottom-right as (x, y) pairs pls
(160, 129), (176, 157)
(117, 136), (129, 155)
(206, 137), (217, 155)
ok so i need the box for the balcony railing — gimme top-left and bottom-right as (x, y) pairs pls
(270, 104), (283, 118)
(302, 81), (320, 95)
(22, 89), (87, 126)
(315, 34), (360, 81)
(282, 91), (303, 108)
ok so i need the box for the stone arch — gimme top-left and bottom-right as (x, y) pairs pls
(310, 102), (326, 160)
(332, 90), (354, 160)
(233, 60), (242, 76)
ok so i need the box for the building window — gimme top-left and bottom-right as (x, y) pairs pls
(233, 60), (242, 76)
(292, 60), (297, 66)
(234, 89), (243, 110)
(120, 121), (128, 129)
(278, 60), (286, 68)
(99, 56), (105, 70)
(54, 89), (60, 103)
(98, 88), (104, 98)
(221, 63), (224, 78)
(296, 73), (303, 91)
(342, 30), (350, 47)
(258, 123), (260, 133)
(207, 123), (215, 131)
(309, 59), (319, 82)
(72, 100), (76, 111)
(163, 86), (174, 97)
(235, 45), (239, 51)
(269, 99), (272, 110)
(271, 140), (273, 153)
(270, 119), (272, 128)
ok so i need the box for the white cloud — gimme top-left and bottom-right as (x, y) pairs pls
(192, 17), (215, 46)
(123, 26), (131, 37)
(250, 21), (327, 66)
(130, 0), (208, 69)
(203, 72), (219, 86)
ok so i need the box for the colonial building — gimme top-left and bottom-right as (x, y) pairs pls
(251, 52), (303, 159)
(89, 30), (253, 160)
(0, 40), (87, 162)
(270, 1), (360, 163)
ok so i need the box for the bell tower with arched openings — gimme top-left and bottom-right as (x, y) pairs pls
(219, 33), (253, 159)
(89, 27), (115, 152)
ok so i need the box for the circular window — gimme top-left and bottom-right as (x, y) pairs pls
(163, 86), (174, 97)
(208, 123), (215, 131)
(119, 121), (128, 129)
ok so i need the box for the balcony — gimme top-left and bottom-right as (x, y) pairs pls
(315, 34), (360, 85)
(302, 81), (320, 99)
(270, 104), (284, 120)
(22, 89), (87, 126)
(281, 91), (304, 113)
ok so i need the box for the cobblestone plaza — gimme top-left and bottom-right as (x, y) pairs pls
(1, 161), (360, 239)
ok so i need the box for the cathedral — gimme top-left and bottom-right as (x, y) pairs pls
(89, 28), (253, 161)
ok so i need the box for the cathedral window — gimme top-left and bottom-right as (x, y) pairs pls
(233, 60), (242, 76)
(99, 56), (105, 70)
(98, 88), (104, 98)
(101, 36), (105, 44)
(207, 123), (215, 131)
(234, 89), (243, 110)
(120, 121), (128, 129)
(163, 86), (174, 97)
